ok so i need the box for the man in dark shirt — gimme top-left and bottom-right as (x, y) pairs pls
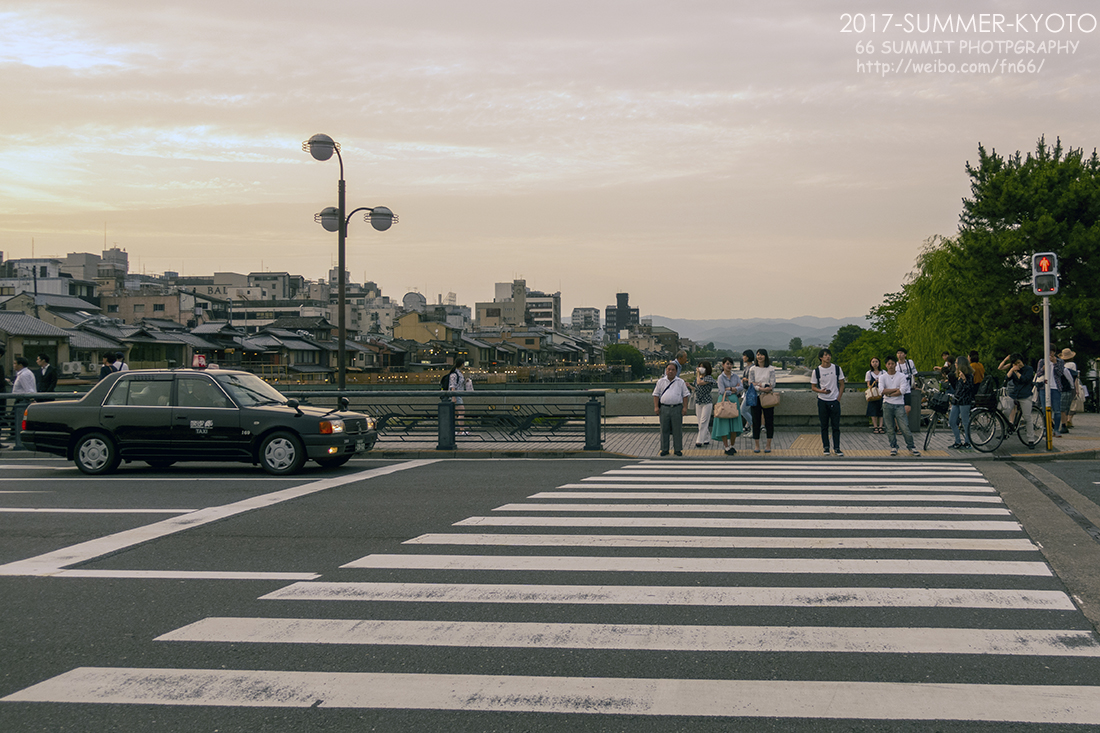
(35, 354), (58, 394)
(999, 353), (1035, 445)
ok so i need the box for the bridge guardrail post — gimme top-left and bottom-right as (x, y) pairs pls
(437, 395), (456, 450)
(585, 395), (602, 451)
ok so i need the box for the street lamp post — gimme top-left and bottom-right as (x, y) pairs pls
(303, 133), (397, 391)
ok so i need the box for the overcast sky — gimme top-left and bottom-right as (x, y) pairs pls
(1, 0), (1097, 320)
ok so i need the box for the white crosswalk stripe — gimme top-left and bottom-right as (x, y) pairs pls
(7, 460), (1100, 725)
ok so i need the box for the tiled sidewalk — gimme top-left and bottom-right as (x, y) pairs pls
(370, 412), (1100, 460)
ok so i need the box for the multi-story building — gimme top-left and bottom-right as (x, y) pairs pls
(526, 289), (561, 331)
(604, 292), (639, 340)
(570, 307), (600, 332)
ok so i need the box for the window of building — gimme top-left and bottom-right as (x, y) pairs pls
(133, 304), (145, 312)
(153, 303), (165, 312)
(107, 304), (119, 313)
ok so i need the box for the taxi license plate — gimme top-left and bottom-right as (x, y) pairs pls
(355, 440), (365, 452)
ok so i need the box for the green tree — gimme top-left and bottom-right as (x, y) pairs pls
(878, 137), (1100, 367)
(829, 324), (865, 360)
(836, 330), (895, 389)
(788, 337), (802, 352)
(604, 344), (645, 380)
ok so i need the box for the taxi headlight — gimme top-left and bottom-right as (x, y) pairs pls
(319, 419), (345, 435)
(366, 417), (376, 430)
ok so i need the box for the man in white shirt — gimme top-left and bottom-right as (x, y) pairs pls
(896, 347), (920, 433)
(811, 348), (845, 456)
(880, 357), (920, 457)
(652, 361), (691, 456)
(11, 356), (38, 449)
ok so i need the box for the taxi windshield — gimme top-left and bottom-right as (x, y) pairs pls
(212, 372), (288, 407)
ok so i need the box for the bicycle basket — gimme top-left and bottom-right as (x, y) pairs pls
(928, 391), (951, 414)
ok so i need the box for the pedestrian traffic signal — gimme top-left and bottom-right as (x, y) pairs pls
(1031, 252), (1059, 295)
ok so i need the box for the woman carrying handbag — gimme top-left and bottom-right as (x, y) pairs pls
(713, 357), (744, 456)
(748, 349), (777, 453)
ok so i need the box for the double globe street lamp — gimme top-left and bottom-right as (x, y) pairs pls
(303, 133), (398, 390)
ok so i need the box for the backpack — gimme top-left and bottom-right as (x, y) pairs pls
(440, 369), (455, 391)
(813, 364), (842, 391)
(973, 374), (998, 408)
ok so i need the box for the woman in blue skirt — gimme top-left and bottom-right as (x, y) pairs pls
(713, 356), (744, 455)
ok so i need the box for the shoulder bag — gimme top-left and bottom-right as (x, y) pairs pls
(759, 391), (780, 409)
(714, 392), (739, 418)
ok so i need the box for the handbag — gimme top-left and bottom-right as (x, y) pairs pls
(714, 394), (739, 419)
(866, 385), (882, 402)
(759, 391), (780, 409)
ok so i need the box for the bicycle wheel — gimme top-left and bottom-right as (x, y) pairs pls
(923, 411), (939, 451)
(1020, 404), (1047, 447)
(968, 407), (1005, 453)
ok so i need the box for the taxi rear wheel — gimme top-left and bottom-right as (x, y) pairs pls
(259, 431), (306, 475)
(74, 433), (121, 475)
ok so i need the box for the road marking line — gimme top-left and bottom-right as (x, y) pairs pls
(0, 508), (193, 514)
(635, 460), (974, 468)
(0, 459), (438, 577)
(262, 582), (1073, 610)
(8, 668), (1100, 723)
(493, 503), (1012, 515)
(341, 554), (1051, 576)
(0, 465), (76, 470)
(0, 477), (293, 482)
(532, 492), (1006, 503)
(613, 468), (981, 475)
(54, 570), (319, 580)
(0, 490), (48, 494)
(157, 617), (1100, 657)
(562, 483), (998, 492)
(404, 533), (1040, 551)
(454, 516), (1022, 531)
(586, 476), (989, 484)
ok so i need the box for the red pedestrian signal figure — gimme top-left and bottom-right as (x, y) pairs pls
(1031, 252), (1059, 295)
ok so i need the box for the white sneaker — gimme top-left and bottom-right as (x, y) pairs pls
(909, 449), (921, 456)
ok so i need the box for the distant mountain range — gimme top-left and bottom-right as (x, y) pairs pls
(646, 315), (871, 353)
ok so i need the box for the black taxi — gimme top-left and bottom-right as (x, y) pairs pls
(19, 369), (377, 475)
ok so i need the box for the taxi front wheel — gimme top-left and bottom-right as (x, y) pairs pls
(259, 431), (306, 475)
(74, 432), (121, 475)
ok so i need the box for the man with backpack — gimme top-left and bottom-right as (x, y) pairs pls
(811, 348), (846, 457)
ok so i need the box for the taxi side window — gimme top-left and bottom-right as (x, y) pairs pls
(105, 378), (171, 407)
(177, 378), (232, 409)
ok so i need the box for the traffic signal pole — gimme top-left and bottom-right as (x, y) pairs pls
(1043, 295), (1053, 451)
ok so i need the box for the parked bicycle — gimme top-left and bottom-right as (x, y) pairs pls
(967, 390), (1046, 453)
(921, 389), (953, 451)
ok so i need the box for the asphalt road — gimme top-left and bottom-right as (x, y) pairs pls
(2, 456), (1099, 732)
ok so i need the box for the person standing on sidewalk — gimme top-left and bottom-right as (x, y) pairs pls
(998, 353), (1035, 445)
(653, 361), (691, 456)
(811, 348), (845, 457)
(950, 358), (975, 449)
(693, 361), (717, 448)
(969, 351), (985, 386)
(879, 357), (920, 457)
(448, 357), (469, 435)
(865, 357), (884, 434)
(739, 350), (755, 435)
(713, 356), (743, 456)
(11, 356), (37, 448)
(1061, 348), (1080, 430)
(748, 349), (777, 454)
